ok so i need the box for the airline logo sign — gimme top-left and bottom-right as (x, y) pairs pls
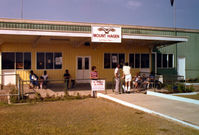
(92, 26), (121, 43)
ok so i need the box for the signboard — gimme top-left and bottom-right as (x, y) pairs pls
(92, 26), (121, 43)
(91, 80), (105, 91)
(55, 57), (62, 65)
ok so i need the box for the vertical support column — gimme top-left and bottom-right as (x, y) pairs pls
(0, 51), (2, 90)
(155, 52), (157, 75)
(0, 41), (3, 90)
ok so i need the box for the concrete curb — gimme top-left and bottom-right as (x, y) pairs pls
(97, 93), (199, 130)
(171, 92), (199, 96)
(147, 91), (199, 105)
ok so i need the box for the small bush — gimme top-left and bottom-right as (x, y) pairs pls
(177, 84), (186, 93)
(186, 85), (195, 92)
(9, 88), (19, 103)
(35, 92), (43, 101)
(166, 84), (173, 93)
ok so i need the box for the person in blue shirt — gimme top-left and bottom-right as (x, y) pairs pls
(29, 70), (39, 88)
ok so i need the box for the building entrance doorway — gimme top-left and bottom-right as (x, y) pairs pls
(177, 57), (186, 79)
(76, 56), (91, 83)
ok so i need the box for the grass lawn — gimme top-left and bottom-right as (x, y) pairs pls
(177, 94), (199, 100)
(0, 98), (199, 135)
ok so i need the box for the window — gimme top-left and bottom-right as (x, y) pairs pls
(37, 52), (62, 69)
(78, 58), (82, 70)
(157, 53), (174, 68)
(104, 53), (125, 69)
(24, 53), (31, 69)
(46, 53), (53, 69)
(163, 54), (168, 68)
(141, 54), (149, 68)
(157, 53), (162, 68)
(111, 53), (117, 68)
(37, 53), (45, 69)
(2, 52), (31, 70)
(85, 57), (89, 70)
(129, 54), (134, 68)
(168, 54), (173, 68)
(135, 54), (140, 68)
(119, 54), (125, 68)
(54, 53), (62, 69)
(2, 53), (15, 69)
(129, 53), (150, 68)
(16, 53), (23, 69)
(104, 53), (111, 69)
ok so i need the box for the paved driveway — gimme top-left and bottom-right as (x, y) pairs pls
(107, 93), (199, 126)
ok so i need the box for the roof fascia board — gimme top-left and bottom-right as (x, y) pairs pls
(0, 29), (91, 37)
(123, 35), (188, 42)
(0, 29), (188, 42)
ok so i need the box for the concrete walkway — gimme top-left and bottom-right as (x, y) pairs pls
(101, 93), (199, 127)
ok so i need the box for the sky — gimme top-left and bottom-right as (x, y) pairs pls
(0, 0), (198, 29)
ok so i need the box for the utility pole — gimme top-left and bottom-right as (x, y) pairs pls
(173, 1), (178, 75)
(171, 0), (177, 75)
(21, 0), (24, 19)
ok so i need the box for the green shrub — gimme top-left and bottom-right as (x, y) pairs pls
(177, 84), (186, 93)
(9, 88), (19, 103)
(166, 84), (173, 93)
(186, 85), (195, 92)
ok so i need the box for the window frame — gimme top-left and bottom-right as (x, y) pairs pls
(129, 53), (150, 69)
(103, 53), (125, 69)
(2, 52), (31, 70)
(36, 52), (62, 70)
(157, 53), (174, 69)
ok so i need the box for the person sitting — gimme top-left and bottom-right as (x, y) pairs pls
(29, 70), (39, 89)
(40, 70), (48, 89)
(64, 69), (71, 89)
(140, 74), (149, 89)
(148, 72), (155, 88)
(133, 73), (140, 89)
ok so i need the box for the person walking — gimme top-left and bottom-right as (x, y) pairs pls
(122, 62), (131, 93)
(114, 64), (121, 94)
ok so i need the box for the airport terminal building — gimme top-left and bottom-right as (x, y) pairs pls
(0, 18), (198, 86)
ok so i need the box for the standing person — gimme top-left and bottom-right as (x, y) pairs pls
(90, 66), (98, 80)
(114, 64), (121, 94)
(64, 69), (71, 89)
(122, 62), (131, 93)
(90, 66), (98, 97)
(29, 70), (39, 89)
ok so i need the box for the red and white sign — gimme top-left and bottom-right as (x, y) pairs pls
(92, 26), (121, 43)
(91, 80), (105, 91)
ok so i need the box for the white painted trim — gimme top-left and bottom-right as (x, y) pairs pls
(172, 92), (199, 96)
(97, 93), (199, 130)
(185, 83), (199, 86)
(0, 30), (91, 37)
(123, 35), (188, 42)
(0, 30), (188, 42)
(147, 91), (199, 105)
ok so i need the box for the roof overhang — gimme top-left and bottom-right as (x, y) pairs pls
(0, 29), (188, 46)
(123, 35), (188, 46)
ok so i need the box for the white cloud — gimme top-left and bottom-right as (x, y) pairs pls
(126, 0), (142, 9)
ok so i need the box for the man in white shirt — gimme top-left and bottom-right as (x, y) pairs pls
(122, 62), (131, 93)
(114, 64), (120, 94)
